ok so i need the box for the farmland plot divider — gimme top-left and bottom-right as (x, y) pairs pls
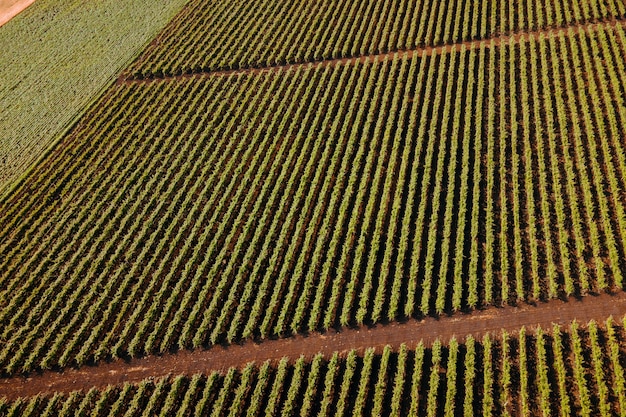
(3, 292), (626, 400)
(118, 16), (626, 84)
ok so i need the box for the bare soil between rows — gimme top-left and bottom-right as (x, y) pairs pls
(0, 0), (35, 27)
(119, 16), (626, 85)
(3, 291), (626, 400)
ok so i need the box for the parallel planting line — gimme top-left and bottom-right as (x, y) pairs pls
(3, 291), (626, 400)
(119, 16), (626, 84)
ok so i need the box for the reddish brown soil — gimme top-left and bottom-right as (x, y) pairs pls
(0, 0), (35, 27)
(119, 17), (626, 85)
(3, 291), (626, 400)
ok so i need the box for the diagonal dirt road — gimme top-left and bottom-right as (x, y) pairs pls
(3, 291), (626, 400)
(0, 0), (35, 27)
(119, 16), (626, 84)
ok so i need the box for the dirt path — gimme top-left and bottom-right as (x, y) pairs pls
(119, 16), (626, 85)
(0, 0), (35, 27)
(2, 291), (626, 400)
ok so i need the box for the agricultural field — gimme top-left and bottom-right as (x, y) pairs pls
(125, 0), (625, 76)
(2, 0), (626, 414)
(4, 319), (626, 416)
(0, 0), (189, 195)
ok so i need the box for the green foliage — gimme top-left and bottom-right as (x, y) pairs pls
(444, 339), (458, 417)
(4, 8), (626, 417)
(551, 325), (571, 417)
(607, 318), (626, 416)
(124, 0), (622, 78)
(499, 332), (512, 417)
(336, 350), (358, 417)
(588, 321), (611, 417)
(535, 328), (552, 416)
(570, 322), (592, 417)
(390, 344), (409, 416)
(426, 340), (443, 417)
(463, 337), (476, 417)
(371, 346), (392, 416)
(0, 0), (189, 194)
(318, 353), (340, 417)
(482, 334), (494, 417)
(519, 327), (529, 417)
(11, 319), (626, 414)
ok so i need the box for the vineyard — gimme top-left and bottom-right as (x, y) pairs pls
(0, 0), (188, 194)
(125, 0), (625, 77)
(3, 0), (626, 414)
(2, 22), (626, 376)
(4, 319), (626, 416)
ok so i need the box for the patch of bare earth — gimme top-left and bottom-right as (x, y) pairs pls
(2, 291), (626, 400)
(0, 0), (35, 27)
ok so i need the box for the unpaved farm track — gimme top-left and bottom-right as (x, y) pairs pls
(3, 291), (626, 400)
(0, 0), (35, 27)
(119, 16), (626, 84)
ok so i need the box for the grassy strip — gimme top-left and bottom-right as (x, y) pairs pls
(0, 0), (189, 196)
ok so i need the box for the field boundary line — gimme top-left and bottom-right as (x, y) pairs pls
(118, 15), (626, 85)
(3, 291), (626, 399)
(0, 0), (36, 27)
